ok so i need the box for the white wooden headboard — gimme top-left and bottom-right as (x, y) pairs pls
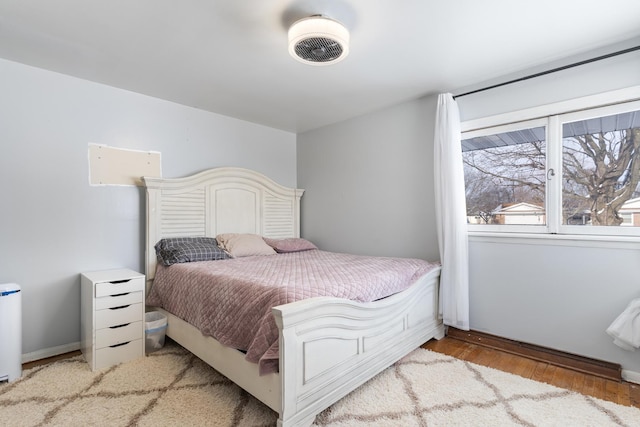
(142, 167), (304, 288)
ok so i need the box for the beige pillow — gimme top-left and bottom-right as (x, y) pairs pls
(216, 233), (276, 258)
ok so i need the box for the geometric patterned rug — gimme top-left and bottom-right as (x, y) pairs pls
(1, 341), (639, 427)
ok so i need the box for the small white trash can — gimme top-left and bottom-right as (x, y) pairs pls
(0, 283), (22, 382)
(145, 311), (167, 353)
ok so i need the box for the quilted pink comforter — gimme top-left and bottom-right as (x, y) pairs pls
(146, 249), (439, 375)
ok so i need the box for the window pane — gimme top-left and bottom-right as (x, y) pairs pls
(562, 109), (640, 227)
(462, 126), (546, 225)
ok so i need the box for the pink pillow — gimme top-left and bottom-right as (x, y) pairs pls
(263, 237), (317, 253)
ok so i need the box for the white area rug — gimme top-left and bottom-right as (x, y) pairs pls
(1, 341), (638, 426)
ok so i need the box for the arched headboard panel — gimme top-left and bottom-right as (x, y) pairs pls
(143, 167), (304, 289)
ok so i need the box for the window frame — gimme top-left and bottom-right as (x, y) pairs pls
(556, 100), (640, 237)
(463, 117), (549, 234)
(461, 86), (640, 239)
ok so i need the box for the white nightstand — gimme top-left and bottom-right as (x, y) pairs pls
(80, 269), (145, 371)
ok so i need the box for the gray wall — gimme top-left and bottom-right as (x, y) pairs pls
(297, 45), (640, 375)
(297, 97), (440, 261)
(0, 58), (296, 358)
(457, 40), (640, 122)
(468, 238), (640, 375)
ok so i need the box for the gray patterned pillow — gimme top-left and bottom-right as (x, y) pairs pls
(155, 237), (230, 265)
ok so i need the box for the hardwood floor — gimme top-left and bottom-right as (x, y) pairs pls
(423, 336), (640, 409)
(22, 350), (81, 370)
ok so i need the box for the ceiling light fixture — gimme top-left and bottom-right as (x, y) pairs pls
(288, 15), (349, 66)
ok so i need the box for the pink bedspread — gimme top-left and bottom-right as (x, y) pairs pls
(146, 249), (439, 375)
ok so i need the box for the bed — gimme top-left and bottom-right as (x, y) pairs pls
(143, 167), (444, 427)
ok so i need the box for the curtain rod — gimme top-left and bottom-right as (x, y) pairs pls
(453, 45), (640, 99)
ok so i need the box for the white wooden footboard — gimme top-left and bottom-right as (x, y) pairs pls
(272, 266), (443, 427)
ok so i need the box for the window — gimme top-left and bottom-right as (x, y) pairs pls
(462, 100), (640, 237)
(559, 106), (640, 234)
(462, 120), (547, 230)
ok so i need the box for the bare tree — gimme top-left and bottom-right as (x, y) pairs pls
(463, 140), (546, 219)
(563, 128), (640, 225)
(462, 126), (640, 226)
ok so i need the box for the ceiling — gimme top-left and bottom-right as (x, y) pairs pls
(1, 0), (639, 133)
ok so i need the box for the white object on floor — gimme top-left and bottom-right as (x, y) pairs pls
(145, 311), (167, 353)
(607, 298), (640, 351)
(0, 283), (22, 382)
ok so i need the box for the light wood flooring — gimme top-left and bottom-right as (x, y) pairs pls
(22, 350), (81, 370)
(423, 336), (640, 409)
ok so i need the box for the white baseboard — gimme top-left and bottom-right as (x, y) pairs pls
(22, 341), (81, 364)
(622, 369), (640, 385)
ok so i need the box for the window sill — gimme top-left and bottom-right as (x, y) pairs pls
(468, 231), (640, 250)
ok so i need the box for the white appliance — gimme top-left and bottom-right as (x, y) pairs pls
(0, 283), (22, 382)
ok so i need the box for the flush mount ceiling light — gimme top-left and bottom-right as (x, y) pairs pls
(288, 15), (349, 66)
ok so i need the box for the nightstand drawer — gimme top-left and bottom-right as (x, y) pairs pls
(95, 339), (143, 371)
(95, 291), (143, 310)
(95, 277), (144, 297)
(95, 303), (143, 329)
(96, 321), (142, 349)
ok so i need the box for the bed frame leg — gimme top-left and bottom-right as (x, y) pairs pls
(277, 414), (315, 427)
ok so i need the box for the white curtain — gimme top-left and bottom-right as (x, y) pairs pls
(433, 93), (470, 330)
